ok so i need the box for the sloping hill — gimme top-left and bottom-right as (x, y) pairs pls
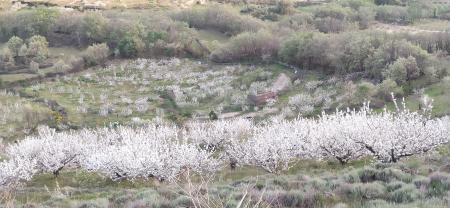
(6, 0), (207, 10)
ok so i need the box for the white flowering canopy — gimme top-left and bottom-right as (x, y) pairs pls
(0, 103), (449, 187)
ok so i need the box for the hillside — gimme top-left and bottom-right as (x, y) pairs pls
(5, 0), (208, 10)
(0, 0), (450, 207)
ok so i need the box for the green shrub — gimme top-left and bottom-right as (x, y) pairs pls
(364, 199), (389, 207)
(427, 172), (450, 197)
(26, 35), (49, 63)
(407, 1), (434, 21)
(73, 199), (109, 208)
(365, 39), (430, 80)
(436, 5), (450, 20)
(171, 5), (262, 35)
(0, 8), (59, 41)
(241, 5), (280, 21)
(69, 56), (85, 71)
(278, 13), (315, 31)
(334, 33), (375, 74)
(374, 0), (403, 6)
(353, 81), (377, 104)
(375, 168), (413, 183)
(0, 48), (14, 66)
(340, 182), (386, 200)
(7, 36), (24, 57)
(118, 35), (139, 58)
(275, 190), (324, 208)
(376, 79), (403, 100)
(81, 13), (108, 44)
(342, 169), (361, 183)
(279, 32), (331, 70)
(313, 5), (355, 33)
(135, 189), (160, 200)
(388, 184), (420, 203)
(375, 5), (410, 24)
(356, 6), (376, 29)
(146, 31), (167, 45)
(271, 177), (290, 189)
(275, 0), (294, 15)
(358, 168), (378, 183)
(338, 0), (375, 10)
(386, 181), (406, 192)
(173, 195), (193, 207)
(210, 30), (279, 63)
(383, 56), (420, 84)
(82, 43), (110, 66)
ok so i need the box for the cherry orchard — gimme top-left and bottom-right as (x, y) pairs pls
(0, 102), (449, 186)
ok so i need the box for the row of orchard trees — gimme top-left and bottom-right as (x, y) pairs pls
(1, 100), (449, 186)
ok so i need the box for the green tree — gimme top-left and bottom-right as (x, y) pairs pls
(279, 32), (331, 70)
(82, 43), (110, 66)
(365, 39), (429, 80)
(27, 35), (49, 63)
(407, 0), (433, 22)
(354, 81), (377, 104)
(1, 48), (14, 65)
(357, 6), (375, 29)
(82, 13), (108, 44)
(7, 36), (24, 57)
(118, 35), (138, 58)
(337, 34), (375, 74)
(383, 57), (411, 84)
(146, 31), (167, 45)
(32, 7), (59, 36)
(377, 79), (403, 100)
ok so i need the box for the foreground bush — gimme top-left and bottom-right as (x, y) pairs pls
(8, 160), (450, 207)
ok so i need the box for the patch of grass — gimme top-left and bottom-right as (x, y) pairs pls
(412, 19), (450, 31)
(0, 73), (39, 83)
(197, 29), (230, 43)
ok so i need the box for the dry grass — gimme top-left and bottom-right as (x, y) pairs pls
(0, 1), (12, 10)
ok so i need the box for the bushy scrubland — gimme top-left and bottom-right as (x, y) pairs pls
(6, 153), (450, 207)
(0, 9), (198, 59)
(1, 1), (450, 78)
(171, 5), (264, 35)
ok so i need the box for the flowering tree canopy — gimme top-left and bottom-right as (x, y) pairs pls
(0, 101), (449, 187)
